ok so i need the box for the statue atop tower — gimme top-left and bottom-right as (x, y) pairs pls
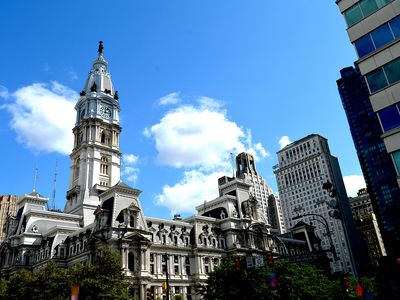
(98, 40), (104, 55)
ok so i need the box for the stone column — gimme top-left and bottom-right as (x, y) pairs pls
(155, 286), (163, 299)
(180, 255), (184, 277)
(157, 253), (162, 274)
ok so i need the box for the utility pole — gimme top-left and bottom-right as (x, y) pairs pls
(32, 166), (39, 193)
(51, 159), (58, 210)
(165, 253), (170, 300)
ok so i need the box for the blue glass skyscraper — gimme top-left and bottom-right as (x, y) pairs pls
(337, 66), (400, 260)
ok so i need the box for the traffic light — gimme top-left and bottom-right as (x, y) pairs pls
(234, 257), (241, 271)
(162, 282), (167, 294)
(146, 287), (153, 300)
(267, 251), (274, 267)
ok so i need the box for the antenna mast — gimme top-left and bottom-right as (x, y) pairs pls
(32, 166), (39, 193)
(51, 159), (58, 210)
(230, 152), (235, 178)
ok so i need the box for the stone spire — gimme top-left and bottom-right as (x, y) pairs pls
(81, 41), (118, 99)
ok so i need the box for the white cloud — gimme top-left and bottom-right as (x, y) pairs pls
(121, 153), (140, 184)
(155, 170), (226, 213)
(147, 105), (245, 169)
(121, 166), (140, 183)
(1, 82), (78, 155)
(68, 71), (78, 81)
(253, 142), (269, 158)
(278, 135), (292, 149)
(142, 127), (151, 138)
(0, 85), (9, 98)
(343, 175), (366, 197)
(158, 92), (181, 106)
(245, 129), (269, 160)
(147, 95), (270, 213)
(123, 153), (139, 164)
(198, 96), (223, 111)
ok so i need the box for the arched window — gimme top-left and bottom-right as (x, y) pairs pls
(204, 257), (210, 273)
(128, 252), (135, 271)
(101, 131), (105, 144)
(100, 156), (109, 175)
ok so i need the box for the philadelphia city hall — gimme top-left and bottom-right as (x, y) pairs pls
(0, 43), (321, 300)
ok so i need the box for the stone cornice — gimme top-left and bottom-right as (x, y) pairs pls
(25, 209), (82, 222)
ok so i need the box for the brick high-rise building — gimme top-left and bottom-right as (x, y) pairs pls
(348, 188), (386, 268)
(0, 195), (17, 242)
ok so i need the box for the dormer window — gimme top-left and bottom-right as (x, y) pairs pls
(129, 215), (135, 227)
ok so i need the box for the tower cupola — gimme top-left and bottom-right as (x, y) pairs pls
(81, 41), (118, 100)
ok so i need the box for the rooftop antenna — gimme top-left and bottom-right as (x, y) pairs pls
(32, 166), (39, 193)
(51, 159), (58, 210)
(230, 152), (235, 178)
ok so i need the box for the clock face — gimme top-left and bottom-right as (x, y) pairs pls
(100, 105), (112, 119)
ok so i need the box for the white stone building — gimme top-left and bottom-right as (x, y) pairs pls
(0, 43), (321, 300)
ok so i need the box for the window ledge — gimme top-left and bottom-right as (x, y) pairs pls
(381, 126), (400, 139)
(356, 37), (400, 65)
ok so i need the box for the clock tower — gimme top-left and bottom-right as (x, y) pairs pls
(65, 41), (122, 226)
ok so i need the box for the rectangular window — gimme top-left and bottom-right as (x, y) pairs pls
(378, 103), (400, 131)
(344, 5), (363, 27)
(392, 150), (400, 175)
(385, 58), (400, 84)
(366, 67), (387, 93)
(344, 0), (394, 27)
(389, 16), (400, 37)
(371, 23), (393, 48)
(360, 0), (379, 17)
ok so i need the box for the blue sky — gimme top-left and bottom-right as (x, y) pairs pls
(0, 1), (365, 219)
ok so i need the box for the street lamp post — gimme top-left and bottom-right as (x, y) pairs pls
(322, 180), (358, 278)
(292, 213), (337, 259)
(164, 253), (170, 300)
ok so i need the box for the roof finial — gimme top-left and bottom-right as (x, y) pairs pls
(98, 40), (104, 55)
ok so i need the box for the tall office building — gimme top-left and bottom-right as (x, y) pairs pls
(337, 66), (400, 260)
(274, 134), (359, 274)
(0, 195), (17, 242)
(233, 152), (285, 233)
(336, 0), (400, 259)
(348, 188), (386, 268)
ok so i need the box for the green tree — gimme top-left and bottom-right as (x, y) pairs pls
(0, 261), (69, 300)
(67, 246), (133, 299)
(0, 246), (133, 300)
(197, 257), (341, 300)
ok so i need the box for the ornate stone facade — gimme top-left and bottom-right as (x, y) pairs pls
(0, 43), (321, 300)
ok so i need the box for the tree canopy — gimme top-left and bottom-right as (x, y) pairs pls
(0, 246), (133, 300)
(196, 257), (378, 300)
